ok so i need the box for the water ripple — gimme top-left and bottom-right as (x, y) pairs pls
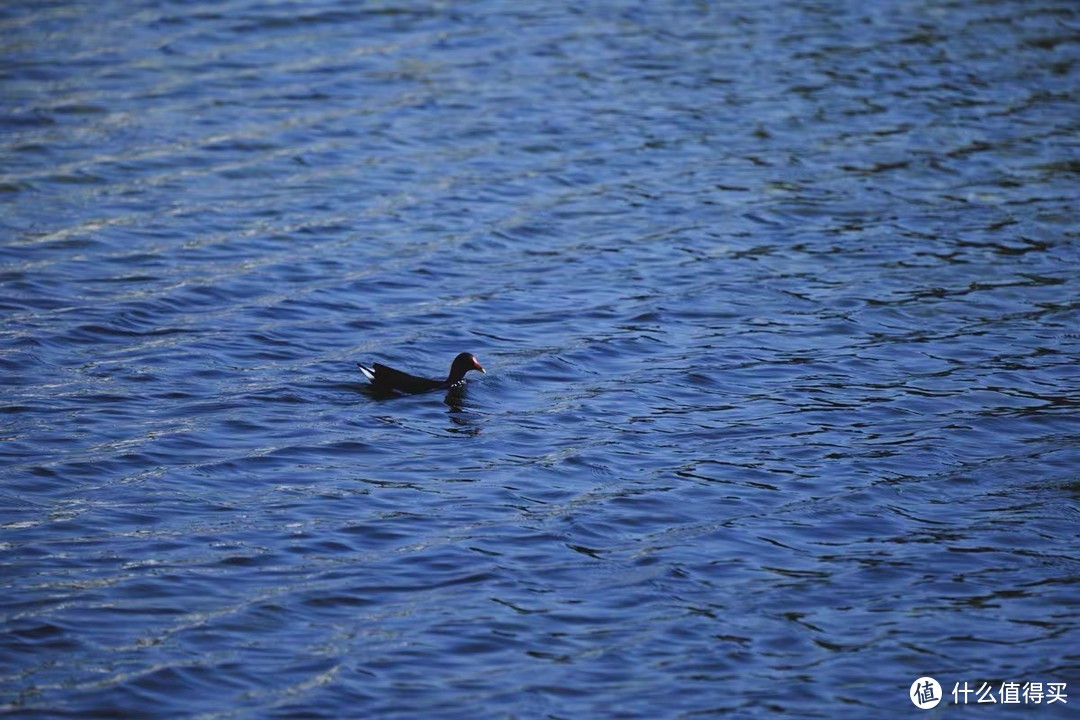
(3, 0), (1078, 717)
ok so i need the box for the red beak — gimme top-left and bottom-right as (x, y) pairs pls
(473, 357), (486, 373)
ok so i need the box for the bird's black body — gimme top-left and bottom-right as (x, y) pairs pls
(357, 352), (485, 394)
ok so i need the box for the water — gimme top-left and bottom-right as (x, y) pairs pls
(2, 0), (1078, 717)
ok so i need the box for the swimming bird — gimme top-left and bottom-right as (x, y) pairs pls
(357, 352), (485, 394)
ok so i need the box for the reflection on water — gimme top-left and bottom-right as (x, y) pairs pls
(2, 0), (1078, 717)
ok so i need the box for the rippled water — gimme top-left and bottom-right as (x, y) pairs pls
(2, 1), (1078, 717)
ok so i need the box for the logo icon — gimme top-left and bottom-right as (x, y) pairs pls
(911, 677), (943, 709)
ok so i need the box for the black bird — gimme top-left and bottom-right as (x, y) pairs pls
(357, 352), (485, 394)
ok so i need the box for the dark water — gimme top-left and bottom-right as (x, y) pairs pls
(2, 1), (1078, 717)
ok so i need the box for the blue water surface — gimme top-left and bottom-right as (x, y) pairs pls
(2, 1), (1078, 717)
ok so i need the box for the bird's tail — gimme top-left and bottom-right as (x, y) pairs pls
(357, 363), (376, 382)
